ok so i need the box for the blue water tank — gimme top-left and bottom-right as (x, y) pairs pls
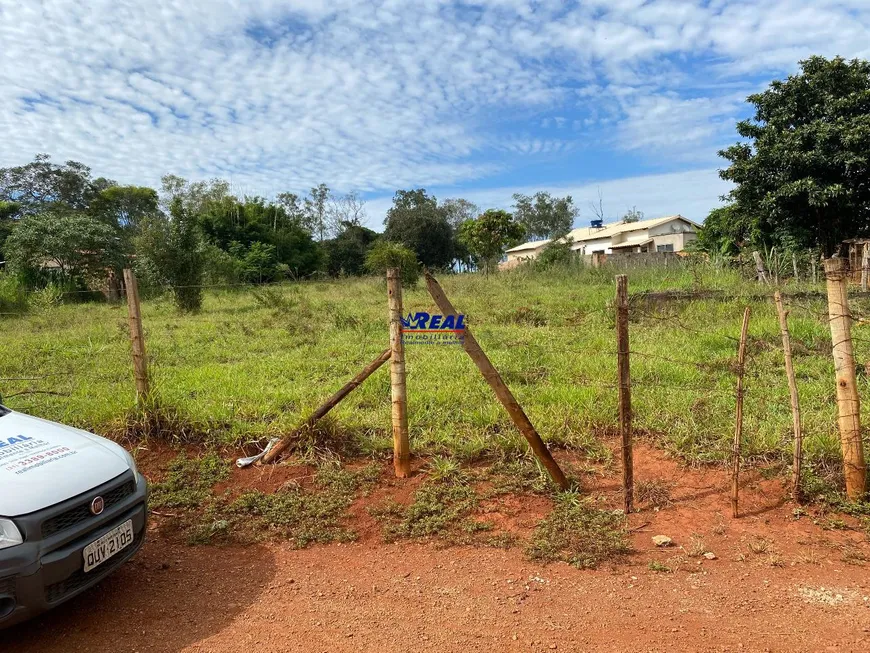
(591, 219), (603, 228)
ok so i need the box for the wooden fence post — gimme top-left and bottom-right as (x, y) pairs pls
(616, 275), (633, 513)
(774, 291), (803, 502)
(387, 268), (411, 478)
(862, 245), (869, 292)
(424, 272), (569, 490)
(752, 251), (769, 285)
(809, 254), (817, 285)
(824, 257), (867, 500)
(731, 307), (751, 518)
(123, 269), (150, 405)
(792, 252), (799, 281)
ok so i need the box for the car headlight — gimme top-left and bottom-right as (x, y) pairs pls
(0, 518), (23, 550)
(120, 449), (141, 484)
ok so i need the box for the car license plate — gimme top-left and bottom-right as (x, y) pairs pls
(83, 520), (134, 573)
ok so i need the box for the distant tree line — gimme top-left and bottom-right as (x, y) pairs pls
(0, 154), (578, 311)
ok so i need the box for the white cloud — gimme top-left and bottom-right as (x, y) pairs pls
(0, 0), (867, 210)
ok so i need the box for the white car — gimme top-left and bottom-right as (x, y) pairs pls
(0, 405), (148, 628)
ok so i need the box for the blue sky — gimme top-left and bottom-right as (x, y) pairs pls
(1, 0), (869, 230)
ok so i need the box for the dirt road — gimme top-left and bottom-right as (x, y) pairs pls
(6, 529), (870, 652)
(6, 443), (870, 652)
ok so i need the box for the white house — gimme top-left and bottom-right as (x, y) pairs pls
(504, 215), (700, 264)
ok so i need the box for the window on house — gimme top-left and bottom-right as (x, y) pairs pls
(657, 244), (674, 252)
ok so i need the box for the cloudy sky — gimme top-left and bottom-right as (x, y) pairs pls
(2, 1), (869, 229)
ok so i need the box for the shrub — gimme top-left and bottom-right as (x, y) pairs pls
(0, 273), (27, 314)
(365, 241), (420, 286)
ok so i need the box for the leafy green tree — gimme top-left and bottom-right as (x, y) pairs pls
(5, 208), (122, 281)
(135, 199), (205, 311)
(458, 209), (525, 273)
(719, 56), (870, 255)
(0, 154), (105, 213)
(365, 241), (420, 286)
(89, 185), (159, 232)
(621, 207), (643, 224)
(512, 192), (576, 240)
(324, 222), (379, 276)
(442, 198), (480, 229)
(159, 175), (230, 215)
(384, 189), (454, 269)
(0, 201), (20, 264)
(304, 184), (331, 241)
(697, 204), (751, 256)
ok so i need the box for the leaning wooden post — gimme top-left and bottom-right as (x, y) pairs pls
(123, 268), (150, 405)
(861, 245), (869, 292)
(824, 258), (867, 500)
(260, 348), (392, 464)
(387, 268), (411, 478)
(752, 251), (769, 285)
(424, 272), (569, 490)
(731, 307), (751, 518)
(615, 275), (633, 513)
(774, 291), (803, 502)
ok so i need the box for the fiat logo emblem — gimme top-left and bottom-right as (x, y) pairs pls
(90, 496), (105, 515)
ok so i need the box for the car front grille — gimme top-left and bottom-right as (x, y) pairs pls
(41, 480), (136, 539)
(44, 528), (143, 604)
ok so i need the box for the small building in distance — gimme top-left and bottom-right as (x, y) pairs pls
(504, 215), (700, 265)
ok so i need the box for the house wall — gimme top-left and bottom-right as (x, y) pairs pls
(506, 248), (543, 263)
(583, 236), (613, 254)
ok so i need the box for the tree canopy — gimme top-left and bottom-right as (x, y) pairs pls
(458, 209), (525, 273)
(719, 55), (870, 255)
(383, 189), (455, 269)
(512, 192), (576, 240)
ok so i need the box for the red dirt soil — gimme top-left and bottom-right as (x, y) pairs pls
(6, 443), (870, 652)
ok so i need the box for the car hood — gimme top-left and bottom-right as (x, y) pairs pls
(0, 411), (131, 516)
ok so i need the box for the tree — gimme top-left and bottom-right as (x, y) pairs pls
(512, 192), (576, 240)
(303, 184), (331, 241)
(0, 154), (104, 214)
(0, 201), (20, 264)
(442, 198), (480, 229)
(89, 185), (159, 232)
(719, 56), (870, 255)
(5, 208), (122, 281)
(159, 175), (230, 215)
(135, 199), (205, 311)
(323, 222), (379, 277)
(327, 191), (367, 234)
(365, 241), (420, 286)
(621, 207), (643, 223)
(697, 204), (752, 256)
(383, 189), (454, 269)
(276, 192), (306, 227)
(458, 210), (525, 273)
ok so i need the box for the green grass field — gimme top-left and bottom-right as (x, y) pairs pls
(2, 263), (869, 497)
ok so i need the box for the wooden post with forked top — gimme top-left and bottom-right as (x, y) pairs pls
(387, 268), (411, 478)
(123, 269), (150, 405)
(615, 275), (633, 513)
(824, 257), (867, 500)
(731, 307), (751, 518)
(424, 271), (569, 490)
(774, 291), (803, 502)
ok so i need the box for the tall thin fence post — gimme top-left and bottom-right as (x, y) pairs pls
(824, 257), (867, 500)
(123, 268), (150, 405)
(615, 275), (633, 513)
(387, 268), (411, 478)
(810, 254), (817, 285)
(731, 307), (751, 518)
(862, 245), (869, 292)
(774, 291), (803, 502)
(792, 252), (799, 281)
(752, 251), (769, 285)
